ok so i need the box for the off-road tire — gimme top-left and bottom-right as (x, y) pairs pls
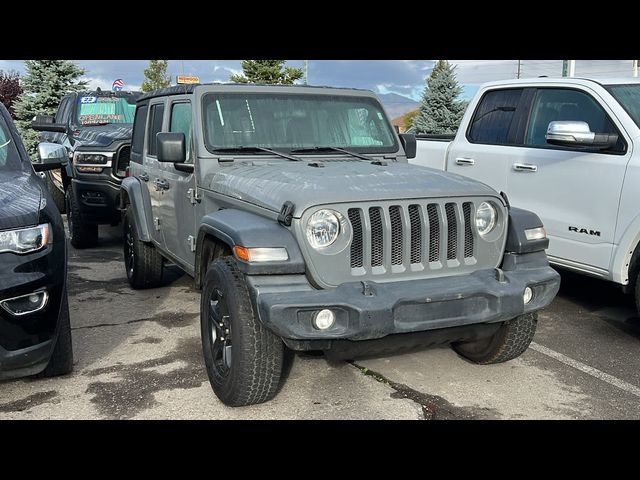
(66, 185), (98, 248)
(452, 312), (537, 364)
(201, 257), (284, 406)
(123, 205), (164, 289)
(44, 171), (66, 214)
(37, 288), (73, 378)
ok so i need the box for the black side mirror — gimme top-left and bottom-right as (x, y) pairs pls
(157, 132), (186, 163)
(32, 115), (66, 133)
(399, 133), (416, 159)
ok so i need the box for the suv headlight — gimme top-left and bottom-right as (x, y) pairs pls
(0, 224), (50, 254)
(475, 202), (497, 237)
(306, 210), (340, 249)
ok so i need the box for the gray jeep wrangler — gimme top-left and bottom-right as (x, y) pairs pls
(120, 84), (560, 407)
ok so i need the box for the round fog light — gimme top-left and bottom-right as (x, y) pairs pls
(313, 309), (336, 330)
(523, 286), (533, 304)
(29, 294), (41, 304)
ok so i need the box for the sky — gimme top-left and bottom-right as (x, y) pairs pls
(0, 60), (637, 102)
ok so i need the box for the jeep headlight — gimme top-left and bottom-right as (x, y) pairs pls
(0, 224), (50, 254)
(306, 210), (340, 249)
(475, 202), (497, 237)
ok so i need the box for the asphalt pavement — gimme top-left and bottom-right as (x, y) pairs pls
(1, 222), (639, 419)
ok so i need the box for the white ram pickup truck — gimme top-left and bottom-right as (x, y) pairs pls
(411, 77), (640, 310)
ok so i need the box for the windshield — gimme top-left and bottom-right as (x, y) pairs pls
(76, 95), (136, 126)
(0, 116), (21, 171)
(605, 84), (640, 128)
(202, 93), (397, 153)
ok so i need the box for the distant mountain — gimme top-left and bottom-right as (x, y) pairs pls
(377, 93), (419, 119)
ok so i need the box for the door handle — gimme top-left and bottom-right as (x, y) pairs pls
(455, 157), (475, 166)
(513, 163), (538, 172)
(153, 179), (170, 191)
(139, 172), (149, 182)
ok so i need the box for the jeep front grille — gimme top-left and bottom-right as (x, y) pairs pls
(347, 201), (476, 273)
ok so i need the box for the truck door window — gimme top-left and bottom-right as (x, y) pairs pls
(147, 103), (165, 157)
(467, 89), (523, 145)
(170, 102), (192, 162)
(525, 88), (625, 153)
(55, 97), (71, 124)
(130, 104), (148, 163)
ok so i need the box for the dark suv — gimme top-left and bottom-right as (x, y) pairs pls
(32, 90), (139, 248)
(0, 103), (73, 380)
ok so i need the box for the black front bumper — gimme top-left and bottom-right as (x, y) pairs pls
(248, 251), (560, 349)
(71, 177), (121, 225)
(0, 215), (66, 379)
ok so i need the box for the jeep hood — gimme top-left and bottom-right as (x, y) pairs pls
(204, 161), (499, 216)
(73, 123), (133, 148)
(0, 168), (42, 230)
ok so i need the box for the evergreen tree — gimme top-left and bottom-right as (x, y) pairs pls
(14, 60), (87, 157)
(0, 70), (22, 119)
(141, 60), (171, 92)
(413, 60), (466, 134)
(230, 60), (303, 85)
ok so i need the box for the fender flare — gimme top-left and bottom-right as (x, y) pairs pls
(120, 177), (152, 242)
(195, 209), (305, 284)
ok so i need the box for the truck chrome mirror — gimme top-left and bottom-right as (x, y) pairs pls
(33, 142), (68, 172)
(546, 121), (618, 150)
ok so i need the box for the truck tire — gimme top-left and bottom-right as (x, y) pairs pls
(37, 288), (73, 378)
(44, 171), (66, 214)
(66, 185), (98, 248)
(123, 205), (164, 289)
(635, 271), (640, 315)
(201, 257), (284, 406)
(452, 312), (537, 364)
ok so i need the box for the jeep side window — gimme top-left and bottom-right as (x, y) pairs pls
(147, 103), (165, 157)
(130, 104), (148, 164)
(170, 102), (192, 162)
(467, 88), (524, 145)
(525, 88), (625, 153)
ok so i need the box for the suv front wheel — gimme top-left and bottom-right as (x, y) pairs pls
(201, 257), (284, 406)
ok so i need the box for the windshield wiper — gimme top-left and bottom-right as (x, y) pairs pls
(81, 122), (111, 126)
(211, 146), (303, 162)
(290, 146), (373, 161)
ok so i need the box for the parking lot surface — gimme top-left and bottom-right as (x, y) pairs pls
(1, 223), (639, 419)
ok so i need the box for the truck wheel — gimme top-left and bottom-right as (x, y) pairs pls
(44, 171), (66, 214)
(66, 185), (98, 248)
(123, 205), (164, 289)
(452, 313), (537, 364)
(37, 288), (73, 378)
(201, 257), (284, 406)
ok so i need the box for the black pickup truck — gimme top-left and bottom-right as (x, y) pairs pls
(32, 90), (139, 247)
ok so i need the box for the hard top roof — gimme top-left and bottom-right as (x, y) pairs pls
(136, 83), (376, 102)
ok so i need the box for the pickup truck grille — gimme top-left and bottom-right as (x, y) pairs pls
(348, 201), (475, 272)
(114, 145), (131, 178)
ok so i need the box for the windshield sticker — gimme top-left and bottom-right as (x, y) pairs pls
(377, 112), (383, 120)
(80, 96), (98, 104)
(79, 114), (125, 124)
